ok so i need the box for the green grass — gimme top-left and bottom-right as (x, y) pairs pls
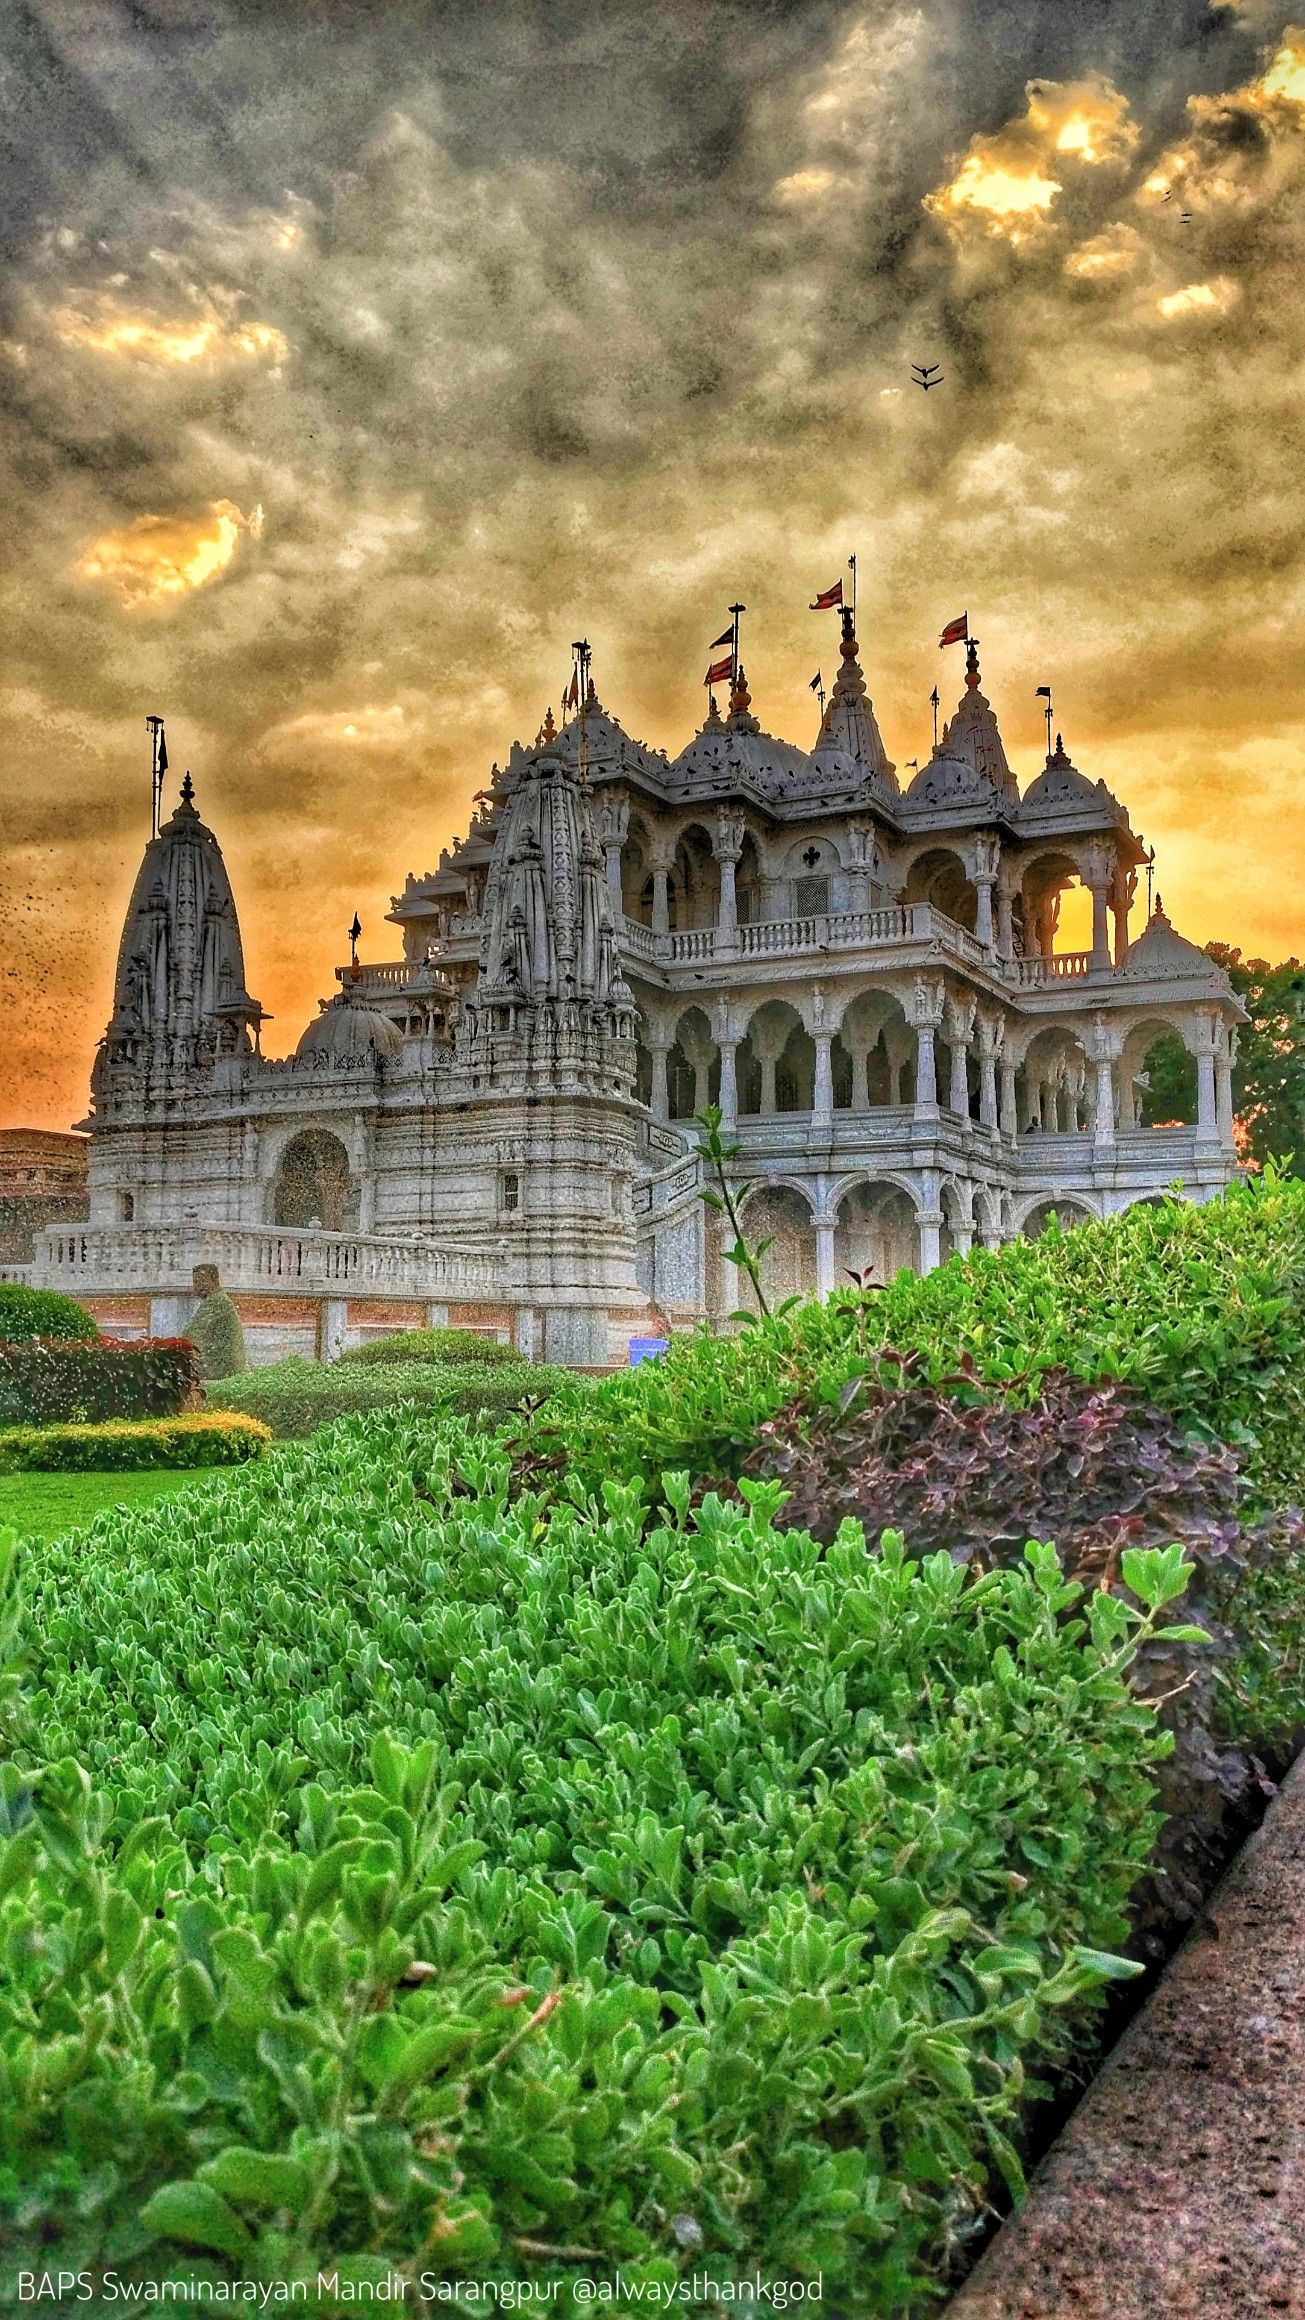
(0, 1464), (226, 1541)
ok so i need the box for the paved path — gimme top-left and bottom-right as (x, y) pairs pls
(949, 1755), (1305, 2320)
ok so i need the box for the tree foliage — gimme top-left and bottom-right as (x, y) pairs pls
(1207, 945), (1305, 1175)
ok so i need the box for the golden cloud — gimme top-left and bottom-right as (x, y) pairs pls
(1141, 29), (1305, 210)
(1256, 27), (1305, 108)
(73, 500), (262, 608)
(53, 303), (288, 367)
(260, 703), (421, 758)
(772, 165), (846, 205)
(1155, 276), (1240, 319)
(1063, 220), (1149, 282)
(926, 75), (1139, 243)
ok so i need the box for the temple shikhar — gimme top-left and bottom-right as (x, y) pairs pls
(28, 602), (1241, 1364)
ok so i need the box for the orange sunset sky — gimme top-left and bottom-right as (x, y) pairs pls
(2, 0), (1304, 1128)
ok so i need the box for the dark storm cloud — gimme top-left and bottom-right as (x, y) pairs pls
(1, 0), (1303, 1117)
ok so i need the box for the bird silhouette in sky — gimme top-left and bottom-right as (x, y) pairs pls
(911, 362), (944, 391)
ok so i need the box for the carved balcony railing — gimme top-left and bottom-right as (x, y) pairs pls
(29, 1224), (503, 1302)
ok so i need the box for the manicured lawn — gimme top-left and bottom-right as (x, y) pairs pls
(0, 1465), (226, 1541)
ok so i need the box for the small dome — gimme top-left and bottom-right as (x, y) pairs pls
(1022, 735), (1107, 816)
(294, 995), (404, 1065)
(1122, 901), (1225, 983)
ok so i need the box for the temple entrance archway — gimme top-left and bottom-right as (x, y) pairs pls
(271, 1130), (354, 1232)
(833, 1180), (919, 1285)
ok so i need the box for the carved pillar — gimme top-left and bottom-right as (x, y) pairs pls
(1194, 1010), (1219, 1138)
(850, 1045), (870, 1111)
(1088, 1015), (1118, 1148)
(811, 1033), (835, 1133)
(847, 820), (878, 914)
(648, 837), (675, 938)
(918, 1208), (943, 1274)
(996, 877), (1016, 961)
(977, 1016), (1001, 1131)
(1113, 866), (1136, 967)
(911, 978), (945, 1117)
(970, 834), (999, 950)
(647, 1023), (673, 1122)
(815, 1217), (837, 1296)
(1216, 1024), (1235, 1145)
(945, 998), (975, 1119)
(598, 794), (629, 914)
(999, 1058), (1018, 1141)
(713, 811), (744, 949)
(713, 1005), (740, 1133)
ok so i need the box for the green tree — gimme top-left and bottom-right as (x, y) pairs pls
(1207, 947), (1305, 1175)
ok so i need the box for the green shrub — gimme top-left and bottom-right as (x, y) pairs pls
(2, 1422), (1193, 2306)
(205, 1355), (563, 1439)
(0, 1335), (201, 1427)
(0, 1283), (98, 1343)
(186, 1288), (247, 1379)
(338, 1325), (516, 1367)
(0, 1413), (270, 1473)
(518, 1173), (1305, 1509)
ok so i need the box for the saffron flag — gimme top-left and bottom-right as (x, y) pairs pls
(565, 671), (580, 709)
(939, 612), (969, 648)
(810, 670), (822, 692)
(810, 581), (843, 611)
(705, 654), (734, 687)
(1035, 685), (1052, 701)
(157, 728), (168, 774)
(708, 627), (734, 650)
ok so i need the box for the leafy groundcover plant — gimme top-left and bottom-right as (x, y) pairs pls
(0, 1416), (1201, 2311)
(205, 1356), (567, 1439)
(516, 1171), (1305, 1509)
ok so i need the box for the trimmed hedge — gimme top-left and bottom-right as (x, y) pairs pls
(0, 1413), (271, 1472)
(0, 1336), (201, 1427)
(337, 1325), (516, 1367)
(517, 1173), (1305, 1509)
(186, 1289), (247, 1380)
(0, 1284), (98, 1343)
(205, 1354), (565, 1439)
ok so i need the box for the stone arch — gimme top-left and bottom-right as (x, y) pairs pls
(1018, 1193), (1099, 1238)
(738, 998), (814, 1115)
(831, 987), (915, 1109)
(271, 1128), (355, 1232)
(670, 821), (720, 932)
(667, 1004), (719, 1120)
(1016, 1022), (1091, 1135)
(832, 1176), (920, 1285)
(903, 845), (979, 933)
(1118, 1015), (1198, 1129)
(621, 815), (655, 925)
(1018, 847), (1093, 959)
(738, 1180), (818, 1304)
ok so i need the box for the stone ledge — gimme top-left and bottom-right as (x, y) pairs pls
(947, 1754), (1305, 2320)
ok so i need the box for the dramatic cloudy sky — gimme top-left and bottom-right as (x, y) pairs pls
(2, 0), (1303, 1126)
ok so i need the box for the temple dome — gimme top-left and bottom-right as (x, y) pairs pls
(811, 612), (898, 794)
(1121, 902), (1225, 983)
(294, 992), (404, 1064)
(1022, 735), (1110, 816)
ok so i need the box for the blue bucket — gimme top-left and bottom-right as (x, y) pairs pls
(628, 1336), (670, 1367)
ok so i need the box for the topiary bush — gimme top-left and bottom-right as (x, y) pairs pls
(0, 1284), (98, 1344)
(2, 1421), (1201, 2307)
(205, 1355), (564, 1439)
(0, 1336), (201, 1427)
(337, 1326), (516, 1367)
(186, 1288), (246, 1380)
(0, 1412), (270, 1472)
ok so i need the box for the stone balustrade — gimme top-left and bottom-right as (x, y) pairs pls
(346, 913), (1109, 999)
(30, 1223), (503, 1301)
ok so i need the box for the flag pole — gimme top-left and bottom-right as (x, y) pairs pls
(145, 713), (165, 839)
(930, 687), (939, 751)
(729, 601), (745, 678)
(849, 553), (856, 624)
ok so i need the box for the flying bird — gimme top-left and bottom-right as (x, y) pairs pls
(911, 362), (944, 391)
(1180, 210), (1193, 223)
